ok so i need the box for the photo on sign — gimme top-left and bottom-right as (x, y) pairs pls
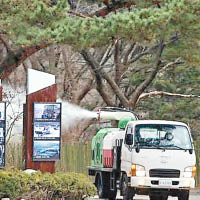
(0, 128), (5, 144)
(34, 103), (61, 121)
(0, 128), (3, 137)
(0, 145), (5, 167)
(0, 102), (5, 120)
(33, 140), (60, 160)
(34, 122), (60, 138)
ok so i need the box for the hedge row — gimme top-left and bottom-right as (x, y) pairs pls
(0, 169), (97, 200)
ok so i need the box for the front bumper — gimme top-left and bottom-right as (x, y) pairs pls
(130, 176), (195, 189)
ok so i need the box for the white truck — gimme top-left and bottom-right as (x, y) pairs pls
(89, 115), (196, 200)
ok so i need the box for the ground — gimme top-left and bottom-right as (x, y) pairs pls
(87, 188), (200, 200)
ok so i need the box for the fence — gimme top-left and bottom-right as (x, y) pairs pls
(4, 141), (200, 184)
(6, 143), (24, 170)
(5, 142), (91, 175)
(56, 142), (91, 175)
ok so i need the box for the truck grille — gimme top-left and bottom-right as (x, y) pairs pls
(149, 169), (180, 178)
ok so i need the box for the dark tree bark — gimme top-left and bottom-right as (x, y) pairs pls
(81, 50), (116, 106)
(81, 40), (167, 109)
(129, 41), (165, 107)
(0, 0), (161, 80)
(0, 43), (46, 80)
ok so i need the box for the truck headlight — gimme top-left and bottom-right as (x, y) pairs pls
(184, 166), (196, 178)
(131, 164), (146, 177)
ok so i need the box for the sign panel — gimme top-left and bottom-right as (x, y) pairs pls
(32, 103), (61, 161)
(33, 140), (60, 160)
(34, 103), (61, 121)
(0, 102), (6, 168)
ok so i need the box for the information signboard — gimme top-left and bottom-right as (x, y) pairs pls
(0, 102), (6, 168)
(32, 102), (61, 161)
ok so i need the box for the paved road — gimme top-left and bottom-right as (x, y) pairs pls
(88, 195), (199, 200)
(87, 190), (200, 200)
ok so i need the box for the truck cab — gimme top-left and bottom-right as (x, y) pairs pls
(121, 120), (196, 200)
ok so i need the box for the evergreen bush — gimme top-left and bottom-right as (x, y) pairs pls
(0, 169), (96, 200)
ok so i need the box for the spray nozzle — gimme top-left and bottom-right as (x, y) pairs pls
(96, 109), (136, 121)
(97, 109), (101, 121)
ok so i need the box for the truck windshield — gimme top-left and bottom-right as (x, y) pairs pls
(135, 124), (192, 150)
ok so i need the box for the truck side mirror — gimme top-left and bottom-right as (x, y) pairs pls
(125, 134), (133, 146)
(189, 149), (193, 154)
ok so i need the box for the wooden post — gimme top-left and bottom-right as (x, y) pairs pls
(0, 86), (2, 101)
(0, 79), (2, 101)
(24, 84), (57, 173)
(24, 69), (57, 173)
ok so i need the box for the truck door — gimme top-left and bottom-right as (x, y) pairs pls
(121, 125), (134, 173)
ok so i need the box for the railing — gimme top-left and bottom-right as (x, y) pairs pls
(56, 142), (91, 175)
(4, 141), (200, 184)
(5, 142), (91, 176)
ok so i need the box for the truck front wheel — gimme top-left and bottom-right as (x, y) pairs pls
(149, 195), (168, 200)
(178, 190), (189, 200)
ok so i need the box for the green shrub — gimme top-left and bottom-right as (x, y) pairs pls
(0, 169), (97, 200)
(0, 169), (31, 199)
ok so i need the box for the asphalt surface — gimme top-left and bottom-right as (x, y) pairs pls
(87, 189), (200, 200)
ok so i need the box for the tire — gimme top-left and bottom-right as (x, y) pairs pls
(108, 191), (117, 200)
(96, 173), (104, 198)
(150, 196), (168, 200)
(150, 196), (159, 200)
(95, 172), (117, 199)
(121, 174), (135, 200)
(178, 190), (189, 200)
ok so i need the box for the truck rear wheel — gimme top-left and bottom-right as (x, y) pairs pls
(95, 172), (117, 200)
(178, 190), (189, 200)
(96, 174), (104, 198)
(121, 174), (135, 200)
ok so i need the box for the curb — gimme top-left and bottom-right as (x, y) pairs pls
(191, 189), (200, 195)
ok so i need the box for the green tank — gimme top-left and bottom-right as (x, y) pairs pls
(91, 128), (117, 167)
(91, 108), (138, 168)
(91, 118), (134, 168)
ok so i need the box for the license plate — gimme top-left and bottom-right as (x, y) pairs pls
(159, 180), (172, 186)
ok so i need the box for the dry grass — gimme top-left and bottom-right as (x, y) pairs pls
(5, 142), (91, 176)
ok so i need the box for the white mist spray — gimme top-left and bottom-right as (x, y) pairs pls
(60, 100), (97, 129)
(3, 85), (98, 142)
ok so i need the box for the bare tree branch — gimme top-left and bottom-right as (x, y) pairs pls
(68, 0), (162, 18)
(83, 50), (130, 106)
(127, 43), (159, 65)
(62, 47), (76, 101)
(123, 43), (136, 65)
(129, 41), (165, 107)
(159, 57), (183, 73)
(100, 44), (114, 66)
(74, 65), (88, 80)
(138, 91), (200, 102)
(88, 1), (136, 17)
(0, 34), (12, 53)
(75, 78), (94, 104)
(81, 50), (115, 106)
(0, 44), (46, 80)
(68, 10), (90, 18)
(114, 39), (121, 84)
(127, 34), (180, 65)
